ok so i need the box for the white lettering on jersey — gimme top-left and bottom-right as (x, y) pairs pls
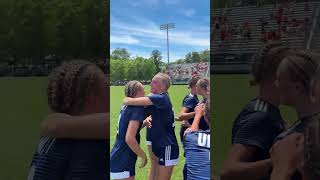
(198, 133), (210, 148)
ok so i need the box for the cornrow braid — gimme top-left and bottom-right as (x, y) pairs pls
(47, 60), (97, 114)
(250, 42), (292, 86)
(125, 81), (142, 98)
(304, 114), (320, 179)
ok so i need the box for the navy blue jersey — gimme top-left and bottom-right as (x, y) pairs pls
(28, 137), (72, 180)
(198, 98), (209, 131)
(145, 106), (153, 144)
(274, 112), (320, 142)
(65, 140), (108, 180)
(148, 93), (178, 150)
(110, 105), (145, 175)
(232, 98), (285, 161)
(182, 93), (199, 124)
(184, 131), (210, 180)
(28, 137), (108, 180)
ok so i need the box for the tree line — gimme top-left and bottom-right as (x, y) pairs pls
(0, 0), (108, 67)
(110, 48), (209, 81)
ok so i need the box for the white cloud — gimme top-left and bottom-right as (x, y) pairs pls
(111, 17), (209, 47)
(110, 15), (209, 61)
(110, 35), (139, 45)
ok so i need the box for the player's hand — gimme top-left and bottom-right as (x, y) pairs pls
(138, 152), (148, 168)
(270, 133), (304, 176)
(123, 97), (133, 105)
(184, 127), (198, 136)
(143, 116), (152, 128)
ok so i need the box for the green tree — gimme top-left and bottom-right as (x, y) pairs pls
(150, 49), (162, 73)
(200, 49), (210, 62)
(111, 48), (131, 60)
(110, 59), (126, 81)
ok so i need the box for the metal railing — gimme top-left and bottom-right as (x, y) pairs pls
(307, 5), (320, 50)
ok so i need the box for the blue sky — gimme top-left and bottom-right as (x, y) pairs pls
(110, 0), (210, 62)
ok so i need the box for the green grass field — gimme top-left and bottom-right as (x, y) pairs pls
(0, 77), (49, 180)
(0, 74), (298, 180)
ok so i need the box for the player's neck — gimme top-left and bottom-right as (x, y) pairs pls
(258, 84), (280, 107)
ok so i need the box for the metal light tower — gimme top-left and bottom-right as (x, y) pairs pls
(160, 23), (175, 66)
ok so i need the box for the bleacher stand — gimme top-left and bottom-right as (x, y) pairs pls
(168, 62), (210, 84)
(211, 1), (320, 73)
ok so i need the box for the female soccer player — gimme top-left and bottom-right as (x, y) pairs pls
(269, 51), (320, 179)
(274, 51), (320, 141)
(221, 42), (291, 180)
(123, 73), (179, 180)
(184, 92), (211, 180)
(110, 80), (148, 180)
(188, 77), (210, 132)
(177, 75), (201, 180)
(27, 60), (109, 180)
(178, 75), (201, 141)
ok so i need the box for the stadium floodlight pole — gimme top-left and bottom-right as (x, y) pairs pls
(160, 23), (175, 67)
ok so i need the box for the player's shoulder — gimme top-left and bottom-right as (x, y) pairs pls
(235, 99), (272, 125)
(248, 98), (272, 113)
(183, 93), (197, 101)
(125, 105), (144, 112)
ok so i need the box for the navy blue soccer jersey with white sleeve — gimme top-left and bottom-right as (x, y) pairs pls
(28, 137), (108, 180)
(148, 93), (178, 149)
(110, 105), (145, 179)
(184, 130), (210, 180)
(27, 137), (73, 180)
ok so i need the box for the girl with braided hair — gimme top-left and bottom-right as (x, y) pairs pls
(221, 42), (291, 180)
(27, 60), (109, 180)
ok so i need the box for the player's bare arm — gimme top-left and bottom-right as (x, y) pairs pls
(178, 107), (195, 121)
(41, 113), (109, 139)
(123, 97), (153, 106)
(221, 144), (272, 180)
(126, 120), (148, 168)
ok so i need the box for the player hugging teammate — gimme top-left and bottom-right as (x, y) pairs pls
(110, 73), (211, 180)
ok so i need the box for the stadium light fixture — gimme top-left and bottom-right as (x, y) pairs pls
(160, 23), (175, 67)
